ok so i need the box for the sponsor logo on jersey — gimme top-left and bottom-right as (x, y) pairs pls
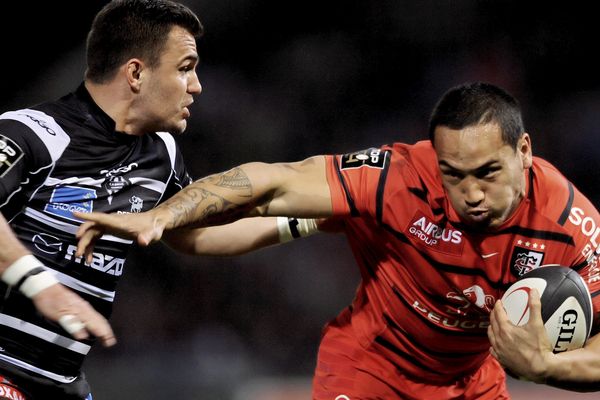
(569, 207), (600, 284)
(581, 243), (600, 284)
(446, 286), (496, 316)
(64, 244), (124, 276)
(461, 285), (495, 313)
(0, 383), (27, 400)
(569, 206), (600, 247)
(44, 185), (97, 222)
(24, 114), (57, 136)
(340, 148), (387, 169)
(412, 299), (490, 330)
(510, 245), (544, 276)
(0, 134), (24, 177)
(406, 211), (464, 254)
(32, 233), (63, 254)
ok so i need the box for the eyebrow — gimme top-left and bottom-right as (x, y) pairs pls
(184, 54), (199, 63)
(438, 159), (500, 174)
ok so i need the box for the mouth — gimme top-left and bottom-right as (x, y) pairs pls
(465, 209), (490, 223)
(182, 100), (194, 118)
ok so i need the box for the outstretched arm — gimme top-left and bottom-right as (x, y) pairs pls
(488, 290), (600, 391)
(76, 156), (333, 251)
(162, 216), (338, 256)
(0, 213), (116, 347)
(163, 217), (281, 256)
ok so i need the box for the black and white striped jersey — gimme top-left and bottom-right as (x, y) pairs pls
(0, 84), (192, 384)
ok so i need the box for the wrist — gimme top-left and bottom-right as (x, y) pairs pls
(277, 217), (319, 243)
(2, 254), (59, 298)
(530, 352), (556, 384)
(152, 207), (173, 230)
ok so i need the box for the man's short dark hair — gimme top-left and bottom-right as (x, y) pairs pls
(85, 0), (204, 83)
(428, 82), (525, 149)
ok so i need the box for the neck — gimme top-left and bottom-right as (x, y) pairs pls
(84, 80), (137, 135)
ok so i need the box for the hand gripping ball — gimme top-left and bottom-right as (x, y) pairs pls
(501, 266), (593, 353)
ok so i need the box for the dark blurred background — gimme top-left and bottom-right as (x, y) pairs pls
(2, 1), (600, 399)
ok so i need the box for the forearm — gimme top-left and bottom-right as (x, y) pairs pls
(163, 216), (323, 256)
(0, 212), (32, 271)
(153, 157), (331, 231)
(543, 335), (600, 391)
(164, 217), (281, 256)
(0, 213), (61, 300)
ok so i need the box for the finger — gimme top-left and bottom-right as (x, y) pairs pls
(138, 231), (156, 246)
(138, 225), (164, 246)
(489, 300), (502, 331)
(75, 220), (92, 239)
(85, 235), (98, 265)
(58, 314), (88, 340)
(75, 225), (100, 257)
(527, 288), (544, 325)
(67, 306), (117, 347)
(73, 211), (107, 223)
(489, 346), (500, 361)
(487, 324), (496, 346)
(82, 316), (117, 347)
(493, 299), (510, 323)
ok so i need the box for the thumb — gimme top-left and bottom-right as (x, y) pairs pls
(137, 226), (164, 246)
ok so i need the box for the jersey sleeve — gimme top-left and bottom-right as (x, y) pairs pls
(532, 158), (600, 328)
(562, 186), (600, 329)
(325, 146), (393, 218)
(0, 110), (69, 219)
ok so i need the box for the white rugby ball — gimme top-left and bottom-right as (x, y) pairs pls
(501, 266), (593, 353)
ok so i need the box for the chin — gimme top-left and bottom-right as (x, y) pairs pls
(165, 122), (187, 135)
(460, 216), (494, 230)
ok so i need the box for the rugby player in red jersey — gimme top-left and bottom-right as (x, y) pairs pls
(75, 82), (600, 398)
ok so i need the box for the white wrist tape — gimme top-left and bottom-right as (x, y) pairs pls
(2, 254), (59, 298)
(20, 270), (60, 298)
(276, 217), (319, 243)
(2, 254), (42, 286)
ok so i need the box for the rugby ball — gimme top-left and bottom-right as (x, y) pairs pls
(501, 266), (593, 353)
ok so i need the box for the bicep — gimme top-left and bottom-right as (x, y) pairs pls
(247, 155), (332, 218)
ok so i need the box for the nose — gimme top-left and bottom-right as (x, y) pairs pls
(463, 179), (484, 206)
(189, 72), (202, 95)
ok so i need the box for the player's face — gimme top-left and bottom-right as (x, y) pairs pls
(138, 26), (201, 135)
(434, 123), (532, 229)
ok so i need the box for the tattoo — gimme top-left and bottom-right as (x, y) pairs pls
(161, 167), (254, 229)
(216, 168), (252, 195)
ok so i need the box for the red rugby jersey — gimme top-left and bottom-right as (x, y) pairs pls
(325, 140), (600, 383)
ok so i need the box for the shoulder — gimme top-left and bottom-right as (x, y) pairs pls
(0, 108), (70, 161)
(531, 157), (600, 235)
(386, 140), (445, 199)
(530, 157), (579, 219)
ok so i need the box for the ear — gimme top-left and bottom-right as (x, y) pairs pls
(519, 133), (533, 169)
(125, 59), (144, 92)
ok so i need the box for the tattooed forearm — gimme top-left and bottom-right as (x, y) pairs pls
(159, 167), (256, 229)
